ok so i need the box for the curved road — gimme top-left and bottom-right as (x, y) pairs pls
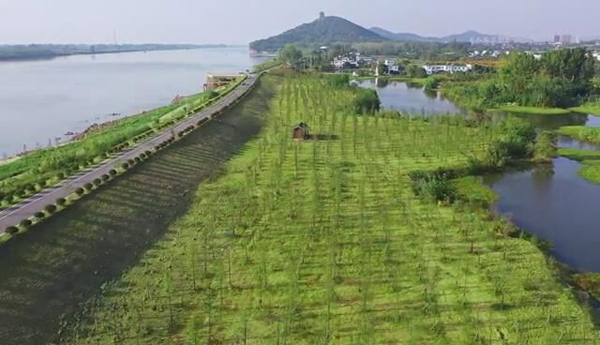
(0, 73), (258, 234)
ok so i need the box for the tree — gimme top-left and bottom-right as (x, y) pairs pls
(278, 44), (303, 66)
(406, 64), (426, 78)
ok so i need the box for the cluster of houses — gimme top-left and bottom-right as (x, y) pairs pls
(468, 50), (510, 58)
(331, 52), (375, 70)
(331, 53), (474, 76)
(421, 64), (473, 75)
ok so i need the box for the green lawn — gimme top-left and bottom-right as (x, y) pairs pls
(64, 73), (599, 344)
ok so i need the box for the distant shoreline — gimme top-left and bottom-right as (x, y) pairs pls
(0, 44), (233, 62)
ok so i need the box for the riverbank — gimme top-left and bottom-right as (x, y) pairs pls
(558, 148), (600, 184)
(0, 76), (245, 213)
(0, 75), (279, 344)
(0, 44), (225, 62)
(64, 72), (599, 344)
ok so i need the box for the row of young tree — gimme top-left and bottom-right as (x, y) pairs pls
(445, 48), (597, 108)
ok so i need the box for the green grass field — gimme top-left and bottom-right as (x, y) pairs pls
(64, 72), (599, 344)
(0, 76), (277, 344)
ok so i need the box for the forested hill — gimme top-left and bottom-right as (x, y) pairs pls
(250, 15), (387, 52)
(0, 44), (225, 61)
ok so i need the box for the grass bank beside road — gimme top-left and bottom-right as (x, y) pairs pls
(66, 73), (599, 344)
(0, 76), (245, 211)
(0, 75), (278, 345)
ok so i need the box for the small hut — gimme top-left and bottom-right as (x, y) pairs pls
(292, 122), (309, 140)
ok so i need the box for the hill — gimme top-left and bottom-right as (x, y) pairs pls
(369, 27), (437, 42)
(370, 27), (531, 44)
(250, 14), (387, 52)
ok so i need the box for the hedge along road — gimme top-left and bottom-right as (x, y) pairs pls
(0, 73), (257, 234)
(0, 73), (280, 344)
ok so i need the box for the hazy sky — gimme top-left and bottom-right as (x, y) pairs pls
(1, 0), (598, 44)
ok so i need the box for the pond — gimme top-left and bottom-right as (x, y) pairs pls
(351, 78), (466, 115)
(485, 158), (600, 272)
(357, 77), (600, 272)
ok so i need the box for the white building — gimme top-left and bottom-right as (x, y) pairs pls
(422, 64), (473, 75)
(383, 59), (401, 74)
(594, 52), (600, 61)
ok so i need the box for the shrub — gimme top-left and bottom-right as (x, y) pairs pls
(56, 172), (66, 180)
(534, 131), (558, 162)
(5, 226), (19, 235)
(56, 198), (67, 206)
(109, 169), (118, 176)
(75, 187), (85, 196)
(122, 162), (130, 170)
(20, 219), (33, 228)
(93, 179), (102, 187)
(37, 180), (47, 188)
(34, 212), (46, 219)
(128, 159), (135, 165)
(44, 204), (57, 213)
(409, 169), (457, 202)
(145, 150), (152, 156)
(353, 89), (381, 114)
(101, 174), (110, 182)
(134, 157), (142, 163)
(84, 183), (94, 192)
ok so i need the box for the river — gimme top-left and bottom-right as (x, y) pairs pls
(0, 47), (267, 157)
(356, 77), (600, 272)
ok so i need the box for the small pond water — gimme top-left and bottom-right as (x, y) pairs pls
(357, 77), (600, 272)
(484, 158), (600, 272)
(352, 78), (466, 115)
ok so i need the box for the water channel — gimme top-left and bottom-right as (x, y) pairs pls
(356, 77), (600, 272)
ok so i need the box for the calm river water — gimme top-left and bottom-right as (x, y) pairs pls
(356, 78), (600, 272)
(0, 47), (267, 156)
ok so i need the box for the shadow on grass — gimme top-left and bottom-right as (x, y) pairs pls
(0, 76), (279, 344)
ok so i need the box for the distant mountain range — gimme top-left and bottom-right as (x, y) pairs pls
(250, 15), (385, 52)
(370, 27), (531, 44)
(250, 14), (533, 52)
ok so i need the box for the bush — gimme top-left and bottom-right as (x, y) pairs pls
(109, 169), (118, 176)
(93, 178), (102, 187)
(101, 174), (110, 182)
(409, 169), (457, 202)
(352, 89), (381, 114)
(44, 204), (57, 213)
(56, 198), (67, 206)
(122, 162), (130, 170)
(145, 150), (152, 156)
(127, 159), (135, 165)
(134, 157), (142, 163)
(20, 219), (33, 228)
(75, 187), (85, 196)
(56, 172), (66, 180)
(5, 226), (19, 235)
(34, 211), (45, 219)
(84, 183), (94, 192)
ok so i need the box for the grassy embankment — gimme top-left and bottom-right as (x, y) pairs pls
(558, 148), (600, 184)
(570, 102), (600, 116)
(65, 73), (599, 344)
(0, 75), (278, 345)
(493, 105), (571, 115)
(0, 77), (245, 211)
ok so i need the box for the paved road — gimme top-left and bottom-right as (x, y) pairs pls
(0, 73), (258, 234)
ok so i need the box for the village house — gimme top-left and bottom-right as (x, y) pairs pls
(422, 64), (473, 75)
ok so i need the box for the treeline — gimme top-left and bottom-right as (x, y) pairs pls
(0, 44), (224, 61)
(443, 48), (597, 109)
(353, 41), (472, 60)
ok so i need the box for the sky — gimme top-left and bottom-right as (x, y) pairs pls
(0, 0), (599, 45)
